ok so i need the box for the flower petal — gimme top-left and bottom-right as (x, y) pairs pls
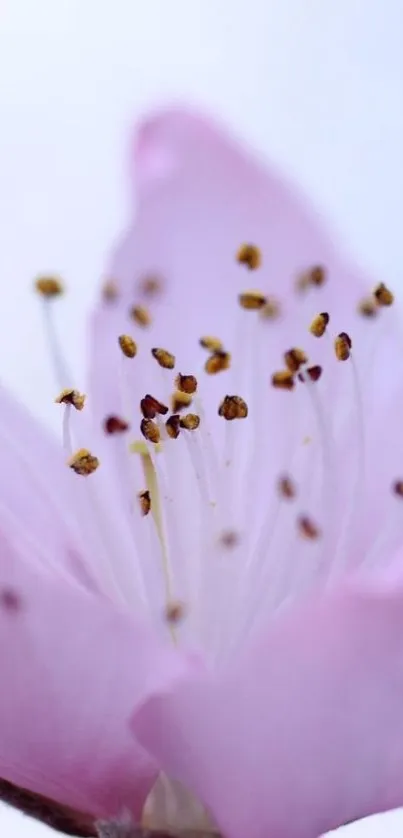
(0, 533), (186, 821)
(133, 580), (403, 838)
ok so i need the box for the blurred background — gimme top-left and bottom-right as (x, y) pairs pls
(0, 0), (402, 834)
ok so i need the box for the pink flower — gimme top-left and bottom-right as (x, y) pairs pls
(1, 108), (403, 838)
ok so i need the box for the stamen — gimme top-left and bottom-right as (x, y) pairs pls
(358, 297), (378, 318)
(36, 277), (71, 388)
(175, 374), (198, 394)
(140, 418), (161, 444)
(278, 475), (296, 499)
(151, 347), (176, 369)
(103, 415), (130, 434)
(284, 348), (308, 373)
(55, 388), (86, 411)
(296, 265), (326, 292)
(179, 413), (201, 431)
(138, 489), (151, 516)
(170, 390), (193, 412)
(139, 274), (164, 297)
(102, 279), (119, 302)
(0, 588), (21, 613)
(393, 480), (403, 497)
(238, 290), (267, 310)
(199, 335), (223, 352)
(205, 350), (231, 375)
(165, 600), (186, 625)
(219, 530), (240, 548)
(68, 448), (99, 476)
(218, 395), (248, 420)
(140, 395), (169, 419)
(298, 514), (321, 540)
(309, 312), (329, 337)
(236, 243), (261, 270)
(165, 414), (181, 439)
(130, 304), (151, 328)
(271, 370), (295, 390)
(34, 275), (64, 297)
(260, 297), (281, 320)
(118, 334), (137, 358)
(334, 332), (352, 361)
(374, 282), (394, 307)
(298, 365), (322, 383)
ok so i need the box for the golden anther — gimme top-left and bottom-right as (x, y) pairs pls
(309, 312), (329, 337)
(140, 418), (161, 444)
(68, 448), (99, 476)
(165, 600), (186, 625)
(284, 347), (308, 373)
(334, 332), (352, 361)
(118, 334), (137, 358)
(278, 475), (296, 499)
(358, 297), (378, 318)
(298, 365), (323, 383)
(219, 530), (240, 548)
(175, 373), (198, 395)
(139, 274), (163, 297)
(296, 265), (326, 292)
(298, 515), (320, 540)
(130, 304), (151, 328)
(166, 414), (181, 439)
(140, 394), (169, 420)
(151, 347), (176, 369)
(392, 480), (403, 498)
(260, 297), (281, 320)
(35, 275), (64, 298)
(102, 279), (119, 302)
(238, 290), (267, 310)
(171, 390), (192, 413)
(374, 282), (394, 307)
(103, 415), (129, 434)
(271, 370), (295, 390)
(218, 395), (248, 420)
(236, 243), (262, 270)
(205, 350), (231, 375)
(55, 388), (86, 411)
(179, 413), (200, 431)
(138, 489), (151, 516)
(199, 335), (223, 352)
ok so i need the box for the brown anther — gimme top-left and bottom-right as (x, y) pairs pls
(140, 418), (161, 444)
(334, 332), (352, 361)
(298, 365), (323, 383)
(392, 480), (403, 498)
(103, 415), (129, 435)
(271, 370), (295, 390)
(35, 275), (64, 298)
(309, 312), (329, 337)
(298, 515), (320, 540)
(175, 373), (198, 395)
(55, 388), (86, 411)
(220, 530), (240, 549)
(296, 265), (326, 292)
(140, 395), (169, 420)
(166, 414), (181, 439)
(130, 304), (151, 328)
(151, 347), (176, 369)
(218, 395), (248, 420)
(139, 274), (163, 298)
(118, 334), (137, 358)
(138, 489), (151, 516)
(171, 389), (192, 413)
(68, 448), (99, 476)
(165, 600), (185, 625)
(236, 243), (262, 270)
(205, 350), (231, 375)
(278, 475), (296, 499)
(358, 297), (378, 318)
(199, 335), (223, 352)
(374, 282), (394, 307)
(179, 413), (200, 431)
(102, 279), (119, 302)
(238, 290), (267, 310)
(284, 347), (308, 373)
(260, 297), (281, 320)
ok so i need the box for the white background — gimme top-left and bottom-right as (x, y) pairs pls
(0, 0), (403, 834)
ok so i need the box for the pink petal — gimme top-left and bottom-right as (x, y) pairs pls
(133, 580), (403, 838)
(0, 532), (186, 820)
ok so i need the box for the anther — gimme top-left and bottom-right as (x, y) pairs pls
(139, 274), (163, 297)
(236, 243), (262, 270)
(103, 415), (129, 435)
(171, 390), (193, 413)
(199, 336), (223, 352)
(151, 347), (176, 369)
(55, 388), (86, 411)
(165, 600), (186, 625)
(138, 489), (151, 516)
(334, 332), (352, 361)
(284, 348), (308, 373)
(140, 395), (169, 420)
(218, 395), (248, 420)
(0, 588), (21, 613)
(165, 414), (181, 439)
(298, 365), (323, 383)
(296, 265), (326, 292)
(140, 418), (161, 444)
(102, 279), (119, 302)
(309, 312), (329, 337)
(392, 480), (403, 498)
(298, 515), (320, 539)
(374, 282), (394, 307)
(35, 275), (64, 298)
(68, 448), (99, 476)
(118, 335), (137, 358)
(278, 475), (296, 499)
(238, 290), (267, 310)
(205, 350), (231, 375)
(260, 297), (281, 320)
(175, 373), (198, 394)
(271, 370), (295, 391)
(358, 297), (378, 318)
(130, 304), (151, 328)
(179, 413), (201, 431)
(219, 530), (240, 548)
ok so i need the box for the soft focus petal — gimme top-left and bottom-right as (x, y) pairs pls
(133, 579), (403, 838)
(0, 534), (186, 821)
